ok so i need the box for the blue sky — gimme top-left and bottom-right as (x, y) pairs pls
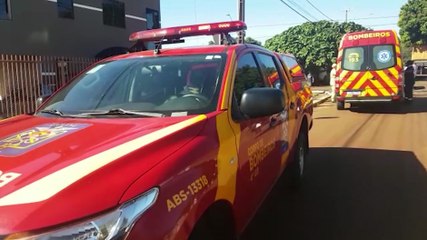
(160, 0), (407, 45)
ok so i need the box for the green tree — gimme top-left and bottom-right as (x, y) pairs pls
(245, 37), (262, 46)
(264, 20), (367, 84)
(398, 0), (427, 46)
(209, 36), (262, 46)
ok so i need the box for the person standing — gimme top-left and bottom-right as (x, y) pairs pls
(330, 63), (338, 102)
(404, 60), (416, 101)
(413, 61), (418, 78)
(306, 72), (314, 85)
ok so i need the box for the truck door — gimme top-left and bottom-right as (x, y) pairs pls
(231, 51), (288, 228)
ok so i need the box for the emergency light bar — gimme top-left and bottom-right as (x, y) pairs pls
(129, 21), (247, 42)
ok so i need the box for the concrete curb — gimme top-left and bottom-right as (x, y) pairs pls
(313, 95), (331, 107)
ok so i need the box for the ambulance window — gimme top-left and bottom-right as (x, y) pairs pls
(372, 45), (395, 70)
(343, 47), (365, 71)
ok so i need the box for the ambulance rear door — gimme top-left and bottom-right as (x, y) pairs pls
(341, 44), (399, 98)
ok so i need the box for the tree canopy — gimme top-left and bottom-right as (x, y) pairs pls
(245, 37), (262, 46)
(208, 36), (262, 46)
(264, 20), (367, 83)
(398, 0), (427, 46)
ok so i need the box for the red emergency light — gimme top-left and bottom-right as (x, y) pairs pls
(129, 21), (247, 42)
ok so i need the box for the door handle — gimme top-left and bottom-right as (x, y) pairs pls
(270, 114), (285, 127)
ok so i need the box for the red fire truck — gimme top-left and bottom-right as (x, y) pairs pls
(0, 21), (312, 239)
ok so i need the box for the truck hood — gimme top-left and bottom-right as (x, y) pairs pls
(0, 114), (207, 234)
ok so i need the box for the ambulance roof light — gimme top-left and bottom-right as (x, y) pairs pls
(129, 21), (247, 42)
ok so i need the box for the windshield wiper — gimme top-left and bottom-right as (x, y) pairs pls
(39, 109), (64, 116)
(80, 108), (165, 118)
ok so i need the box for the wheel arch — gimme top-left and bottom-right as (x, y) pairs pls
(189, 199), (237, 240)
(299, 115), (310, 152)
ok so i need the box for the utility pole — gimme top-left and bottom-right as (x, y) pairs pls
(345, 9), (349, 22)
(238, 0), (245, 43)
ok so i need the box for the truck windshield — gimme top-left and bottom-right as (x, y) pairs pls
(37, 54), (225, 117)
(342, 44), (396, 71)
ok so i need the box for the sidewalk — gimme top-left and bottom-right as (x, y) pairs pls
(311, 85), (331, 107)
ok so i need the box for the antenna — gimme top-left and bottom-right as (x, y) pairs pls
(154, 35), (167, 55)
(221, 32), (237, 45)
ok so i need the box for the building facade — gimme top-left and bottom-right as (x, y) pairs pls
(0, 0), (160, 57)
(0, 0), (160, 118)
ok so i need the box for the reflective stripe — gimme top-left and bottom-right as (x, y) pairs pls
(290, 65), (302, 75)
(0, 115), (207, 206)
(216, 50), (239, 203)
(371, 75), (390, 95)
(375, 71), (396, 94)
(389, 67), (399, 78)
(215, 112), (239, 203)
(340, 68), (400, 97)
(220, 52), (236, 110)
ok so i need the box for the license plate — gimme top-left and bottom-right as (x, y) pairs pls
(346, 90), (361, 95)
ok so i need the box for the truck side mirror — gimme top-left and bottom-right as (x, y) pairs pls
(240, 88), (285, 118)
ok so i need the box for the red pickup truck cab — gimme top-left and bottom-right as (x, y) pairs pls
(0, 21), (312, 240)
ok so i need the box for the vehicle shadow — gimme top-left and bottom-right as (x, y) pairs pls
(241, 147), (427, 240)
(349, 97), (427, 114)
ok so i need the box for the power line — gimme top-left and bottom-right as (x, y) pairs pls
(287, 0), (319, 21)
(250, 22), (303, 28)
(305, 0), (333, 21)
(249, 15), (399, 28)
(349, 15), (398, 21)
(365, 23), (398, 27)
(250, 23), (398, 41)
(279, 0), (313, 22)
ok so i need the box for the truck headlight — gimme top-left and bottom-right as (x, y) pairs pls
(4, 188), (159, 240)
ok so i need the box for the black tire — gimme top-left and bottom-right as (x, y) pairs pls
(393, 98), (405, 108)
(189, 205), (236, 240)
(337, 101), (345, 110)
(289, 130), (308, 188)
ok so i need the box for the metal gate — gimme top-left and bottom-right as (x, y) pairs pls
(0, 54), (97, 118)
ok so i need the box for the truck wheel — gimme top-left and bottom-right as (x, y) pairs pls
(337, 101), (345, 110)
(289, 130), (308, 188)
(189, 203), (236, 240)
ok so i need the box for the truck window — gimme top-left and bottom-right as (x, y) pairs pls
(281, 55), (298, 69)
(38, 54), (225, 116)
(256, 53), (283, 89)
(233, 53), (265, 106)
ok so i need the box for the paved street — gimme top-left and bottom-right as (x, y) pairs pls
(241, 81), (427, 240)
